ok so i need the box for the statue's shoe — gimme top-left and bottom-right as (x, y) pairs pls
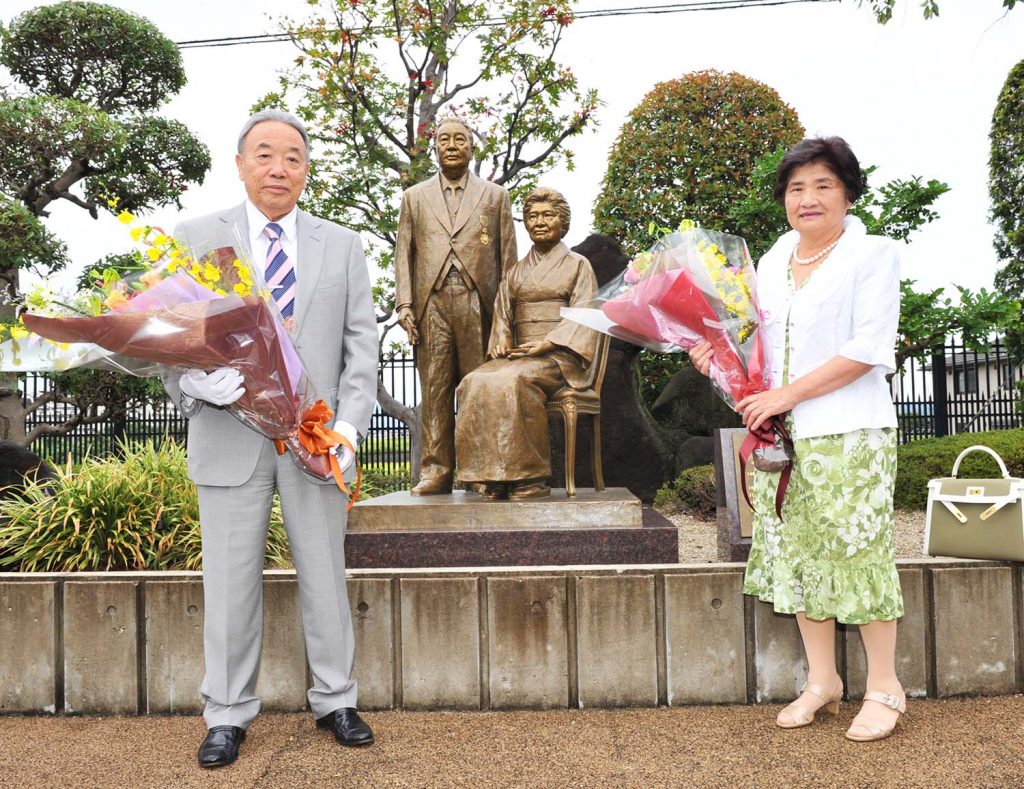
(410, 478), (452, 496)
(509, 481), (551, 500)
(479, 482), (508, 501)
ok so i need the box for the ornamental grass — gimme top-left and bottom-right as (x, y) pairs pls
(0, 440), (289, 572)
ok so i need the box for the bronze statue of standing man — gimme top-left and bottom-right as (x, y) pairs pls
(394, 116), (517, 495)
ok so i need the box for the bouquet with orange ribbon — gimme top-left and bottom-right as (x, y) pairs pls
(6, 209), (359, 506)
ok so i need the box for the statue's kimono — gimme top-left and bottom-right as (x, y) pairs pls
(455, 241), (598, 484)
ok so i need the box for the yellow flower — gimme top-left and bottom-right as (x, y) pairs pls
(152, 233), (170, 246)
(104, 290), (130, 311)
(166, 260), (179, 273)
(139, 270), (163, 289)
(130, 226), (146, 242)
(10, 325), (29, 339)
(146, 247), (162, 262)
(117, 210), (135, 224)
(202, 262), (221, 283)
(214, 288), (227, 296)
(233, 283), (250, 297)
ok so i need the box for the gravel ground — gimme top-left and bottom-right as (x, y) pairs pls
(670, 509), (926, 562)
(1, 697), (1022, 788)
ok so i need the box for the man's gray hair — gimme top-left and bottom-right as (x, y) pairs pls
(434, 115), (475, 145)
(238, 109), (311, 157)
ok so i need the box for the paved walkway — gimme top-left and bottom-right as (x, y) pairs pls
(2, 696), (1023, 788)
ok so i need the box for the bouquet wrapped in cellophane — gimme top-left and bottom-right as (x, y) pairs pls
(562, 221), (791, 513)
(0, 210), (358, 502)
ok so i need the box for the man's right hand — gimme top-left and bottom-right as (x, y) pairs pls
(397, 306), (419, 345)
(179, 368), (245, 406)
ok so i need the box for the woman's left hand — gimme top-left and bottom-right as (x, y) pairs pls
(736, 387), (799, 432)
(508, 340), (555, 359)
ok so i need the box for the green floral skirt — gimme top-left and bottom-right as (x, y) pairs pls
(743, 425), (904, 624)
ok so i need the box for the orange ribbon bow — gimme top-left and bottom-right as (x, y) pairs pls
(275, 399), (361, 511)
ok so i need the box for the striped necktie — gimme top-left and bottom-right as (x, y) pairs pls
(263, 222), (295, 319)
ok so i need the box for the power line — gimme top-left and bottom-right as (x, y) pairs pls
(175, 0), (837, 49)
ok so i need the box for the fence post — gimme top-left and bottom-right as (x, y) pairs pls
(932, 352), (948, 437)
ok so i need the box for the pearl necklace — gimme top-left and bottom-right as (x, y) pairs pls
(792, 236), (841, 266)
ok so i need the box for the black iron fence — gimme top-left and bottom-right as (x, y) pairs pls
(21, 353), (420, 473)
(21, 373), (186, 464)
(891, 337), (1022, 443)
(18, 340), (1023, 464)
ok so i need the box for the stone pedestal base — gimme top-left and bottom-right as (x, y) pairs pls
(345, 488), (678, 568)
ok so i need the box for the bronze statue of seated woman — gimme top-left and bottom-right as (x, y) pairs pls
(454, 187), (598, 500)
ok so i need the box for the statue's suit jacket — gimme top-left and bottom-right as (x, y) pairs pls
(165, 203), (378, 486)
(394, 171), (516, 323)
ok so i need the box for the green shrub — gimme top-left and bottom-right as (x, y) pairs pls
(895, 429), (1024, 510)
(593, 69), (804, 255)
(648, 430), (1024, 519)
(0, 440), (289, 572)
(360, 466), (412, 498)
(655, 464), (717, 520)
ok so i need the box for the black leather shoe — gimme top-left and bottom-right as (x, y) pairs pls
(315, 708), (374, 746)
(197, 725), (245, 768)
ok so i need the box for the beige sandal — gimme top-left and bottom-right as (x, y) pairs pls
(776, 678), (844, 729)
(845, 691), (906, 742)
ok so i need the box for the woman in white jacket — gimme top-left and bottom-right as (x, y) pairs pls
(692, 137), (905, 742)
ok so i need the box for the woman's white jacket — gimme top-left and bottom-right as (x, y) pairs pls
(756, 215), (901, 439)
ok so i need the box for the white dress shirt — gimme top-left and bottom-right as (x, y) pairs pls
(245, 200), (299, 275)
(756, 215), (901, 439)
(242, 200), (359, 459)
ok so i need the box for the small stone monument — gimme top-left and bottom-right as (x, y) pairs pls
(713, 428), (755, 561)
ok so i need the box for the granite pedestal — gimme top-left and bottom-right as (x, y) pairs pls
(344, 487), (678, 568)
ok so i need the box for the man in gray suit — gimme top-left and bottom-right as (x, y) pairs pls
(165, 110), (379, 768)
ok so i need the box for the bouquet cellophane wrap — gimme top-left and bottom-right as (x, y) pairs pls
(924, 445), (1024, 561)
(563, 226), (771, 410)
(562, 226), (792, 517)
(17, 245), (337, 482)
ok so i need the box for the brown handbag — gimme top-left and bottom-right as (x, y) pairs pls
(924, 445), (1024, 561)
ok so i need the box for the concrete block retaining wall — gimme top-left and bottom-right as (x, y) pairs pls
(1, 559), (1021, 714)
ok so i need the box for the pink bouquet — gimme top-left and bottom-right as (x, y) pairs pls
(562, 223), (791, 515)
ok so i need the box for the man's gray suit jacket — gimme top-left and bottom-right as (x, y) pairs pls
(165, 203), (378, 485)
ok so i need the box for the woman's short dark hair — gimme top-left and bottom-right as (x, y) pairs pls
(773, 136), (867, 204)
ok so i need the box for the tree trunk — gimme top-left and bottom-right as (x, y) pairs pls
(376, 378), (421, 478)
(0, 267), (26, 444)
(0, 374), (27, 445)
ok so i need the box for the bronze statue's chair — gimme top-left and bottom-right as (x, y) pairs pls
(545, 333), (611, 496)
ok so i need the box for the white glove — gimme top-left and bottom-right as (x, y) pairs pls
(329, 419), (358, 472)
(178, 368), (244, 406)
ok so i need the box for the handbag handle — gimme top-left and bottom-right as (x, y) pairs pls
(951, 445), (1011, 479)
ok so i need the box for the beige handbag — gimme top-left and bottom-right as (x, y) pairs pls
(924, 445), (1024, 561)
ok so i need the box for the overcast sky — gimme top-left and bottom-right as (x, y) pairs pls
(4, 0), (1023, 299)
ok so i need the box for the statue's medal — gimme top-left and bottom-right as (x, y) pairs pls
(479, 215), (490, 246)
